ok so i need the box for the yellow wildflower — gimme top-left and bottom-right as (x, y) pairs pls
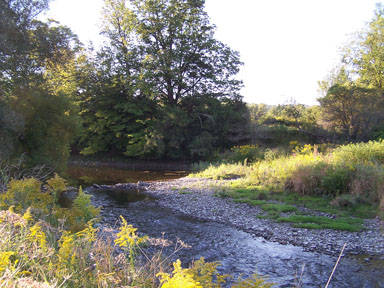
(0, 251), (15, 273)
(157, 259), (203, 288)
(27, 224), (47, 251)
(22, 207), (33, 223)
(114, 216), (147, 248)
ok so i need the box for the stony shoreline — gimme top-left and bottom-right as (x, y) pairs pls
(94, 177), (384, 258)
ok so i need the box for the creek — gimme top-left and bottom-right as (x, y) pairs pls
(64, 164), (384, 288)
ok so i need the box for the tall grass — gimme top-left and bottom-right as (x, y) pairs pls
(193, 162), (250, 180)
(193, 140), (384, 212)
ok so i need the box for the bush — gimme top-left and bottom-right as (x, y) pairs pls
(248, 154), (323, 192)
(224, 145), (264, 163)
(266, 141), (384, 204)
(0, 176), (99, 232)
(331, 140), (384, 165)
(320, 165), (354, 196)
(350, 164), (384, 203)
(193, 162), (250, 180)
(284, 163), (325, 195)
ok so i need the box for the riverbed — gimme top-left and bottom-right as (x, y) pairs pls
(66, 165), (384, 287)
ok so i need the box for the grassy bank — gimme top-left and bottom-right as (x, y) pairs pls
(192, 140), (384, 230)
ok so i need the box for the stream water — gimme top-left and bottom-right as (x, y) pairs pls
(65, 165), (384, 288)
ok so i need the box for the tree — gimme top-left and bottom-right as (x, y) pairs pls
(79, 0), (248, 159)
(0, 99), (24, 159)
(318, 4), (384, 141)
(318, 84), (383, 141)
(342, 4), (384, 89)
(127, 0), (243, 105)
(0, 0), (81, 168)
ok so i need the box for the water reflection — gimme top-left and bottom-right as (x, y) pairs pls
(64, 165), (188, 186)
(92, 188), (154, 205)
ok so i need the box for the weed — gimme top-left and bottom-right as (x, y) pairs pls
(277, 215), (364, 232)
(178, 187), (192, 194)
(0, 206), (275, 287)
(192, 140), (384, 220)
(261, 203), (297, 213)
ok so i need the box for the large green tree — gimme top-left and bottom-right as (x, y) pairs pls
(318, 4), (384, 141)
(318, 84), (383, 141)
(79, 0), (248, 159)
(126, 0), (243, 104)
(343, 3), (384, 89)
(0, 0), (81, 168)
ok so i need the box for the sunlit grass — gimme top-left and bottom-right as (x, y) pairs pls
(277, 215), (364, 232)
(194, 141), (384, 229)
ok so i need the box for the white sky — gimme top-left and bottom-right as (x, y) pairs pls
(43, 0), (379, 105)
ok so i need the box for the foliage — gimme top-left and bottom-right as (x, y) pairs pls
(157, 259), (204, 288)
(10, 88), (80, 170)
(0, 0), (82, 169)
(193, 140), (384, 219)
(318, 84), (384, 141)
(0, 178), (53, 212)
(247, 103), (326, 148)
(0, 175), (99, 232)
(0, 100), (24, 159)
(0, 154), (52, 192)
(224, 145), (263, 163)
(193, 162), (250, 180)
(331, 139), (384, 165)
(232, 274), (274, 288)
(115, 215), (148, 265)
(318, 4), (384, 141)
(78, 0), (248, 160)
(158, 258), (273, 288)
(0, 207), (275, 287)
(63, 187), (100, 232)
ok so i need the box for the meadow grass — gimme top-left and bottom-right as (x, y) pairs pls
(277, 215), (364, 232)
(195, 140), (384, 230)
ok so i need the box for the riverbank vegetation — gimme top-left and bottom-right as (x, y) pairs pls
(192, 140), (384, 230)
(0, 175), (273, 287)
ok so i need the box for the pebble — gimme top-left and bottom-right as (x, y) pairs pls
(137, 177), (384, 257)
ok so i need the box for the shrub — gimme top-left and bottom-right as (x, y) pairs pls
(194, 140), (384, 211)
(284, 163), (325, 195)
(320, 165), (354, 196)
(0, 178), (53, 212)
(226, 145), (263, 163)
(350, 164), (384, 203)
(331, 140), (384, 165)
(0, 155), (53, 192)
(0, 176), (99, 232)
(248, 154), (323, 192)
(263, 148), (283, 162)
(193, 162), (250, 180)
